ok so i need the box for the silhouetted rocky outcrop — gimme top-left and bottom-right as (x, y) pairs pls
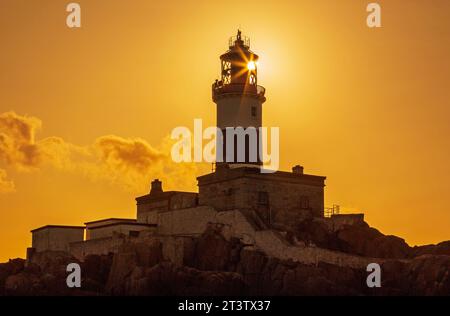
(379, 255), (450, 296)
(334, 225), (410, 259)
(1, 223), (449, 296)
(292, 219), (441, 259)
(0, 259), (25, 295)
(411, 241), (450, 257)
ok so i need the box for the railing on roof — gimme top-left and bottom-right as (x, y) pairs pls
(324, 205), (340, 218)
(212, 81), (265, 99)
(229, 35), (250, 48)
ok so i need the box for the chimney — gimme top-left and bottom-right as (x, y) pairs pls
(292, 165), (304, 175)
(150, 179), (163, 195)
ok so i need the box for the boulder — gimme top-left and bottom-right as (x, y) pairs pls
(4, 272), (40, 296)
(336, 226), (410, 259)
(379, 255), (450, 295)
(0, 258), (25, 294)
(411, 241), (450, 257)
(193, 226), (242, 271)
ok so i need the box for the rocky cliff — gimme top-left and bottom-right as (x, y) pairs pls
(1, 222), (449, 296)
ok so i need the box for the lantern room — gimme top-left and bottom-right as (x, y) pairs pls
(212, 30), (266, 103)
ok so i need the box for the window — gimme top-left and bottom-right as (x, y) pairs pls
(251, 106), (257, 117)
(129, 231), (139, 237)
(258, 191), (269, 205)
(222, 61), (232, 84)
(300, 196), (310, 209)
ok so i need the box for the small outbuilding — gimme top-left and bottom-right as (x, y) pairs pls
(84, 218), (156, 240)
(30, 225), (85, 252)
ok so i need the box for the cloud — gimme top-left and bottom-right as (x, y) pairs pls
(0, 112), (206, 193)
(94, 135), (165, 173)
(85, 135), (166, 190)
(0, 111), (42, 170)
(85, 135), (204, 191)
(0, 169), (15, 193)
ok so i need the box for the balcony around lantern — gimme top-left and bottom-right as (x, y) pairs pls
(212, 81), (266, 102)
(228, 35), (250, 49)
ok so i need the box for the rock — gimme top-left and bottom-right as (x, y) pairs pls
(275, 262), (364, 296)
(4, 272), (40, 296)
(294, 219), (334, 248)
(131, 240), (163, 267)
(379, 255), (450, 296)
(0, 225), (448, 296)
(0, 258), (25, 294)
(106, 252), (138, 295)
(105, 240), (164, 295)
(238, 249), (267, 275)
(293, 219), (435, 260)
(193, 227), (242, 271)
(411, 241), (450, 257)
(29, 251), (78, 276)
(81, 254), (113, 293)
(336, 226), (410, 259)
(114, 261), (247, 296)
(83, 254), (113, 285)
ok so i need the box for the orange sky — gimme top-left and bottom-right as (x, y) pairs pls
(1, 0), (449, 262)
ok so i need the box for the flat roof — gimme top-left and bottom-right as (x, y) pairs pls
(31, 225), (85, 233)
(197, 167), (326, 186)
(135, 191), (198, 204)
(87, 222), (157, 230)
(84, 218), (136, 225)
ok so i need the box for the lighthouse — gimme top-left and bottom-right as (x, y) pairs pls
(212, 30), (266, 167)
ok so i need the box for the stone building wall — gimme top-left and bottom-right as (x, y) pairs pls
(70, 235), (127, 261)
(69, 234), (194, 265)
(87, 223), (156, 240)
(31, 226), (84, 253)
(136, 192), (198, 224)
(156, 206), (218, 236)
(137, 199), (168, 224)
(197, 167), (325, 229)
(169, 193), (198, 210)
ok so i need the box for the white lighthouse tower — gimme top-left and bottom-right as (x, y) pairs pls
(212, 30), (266, 167)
